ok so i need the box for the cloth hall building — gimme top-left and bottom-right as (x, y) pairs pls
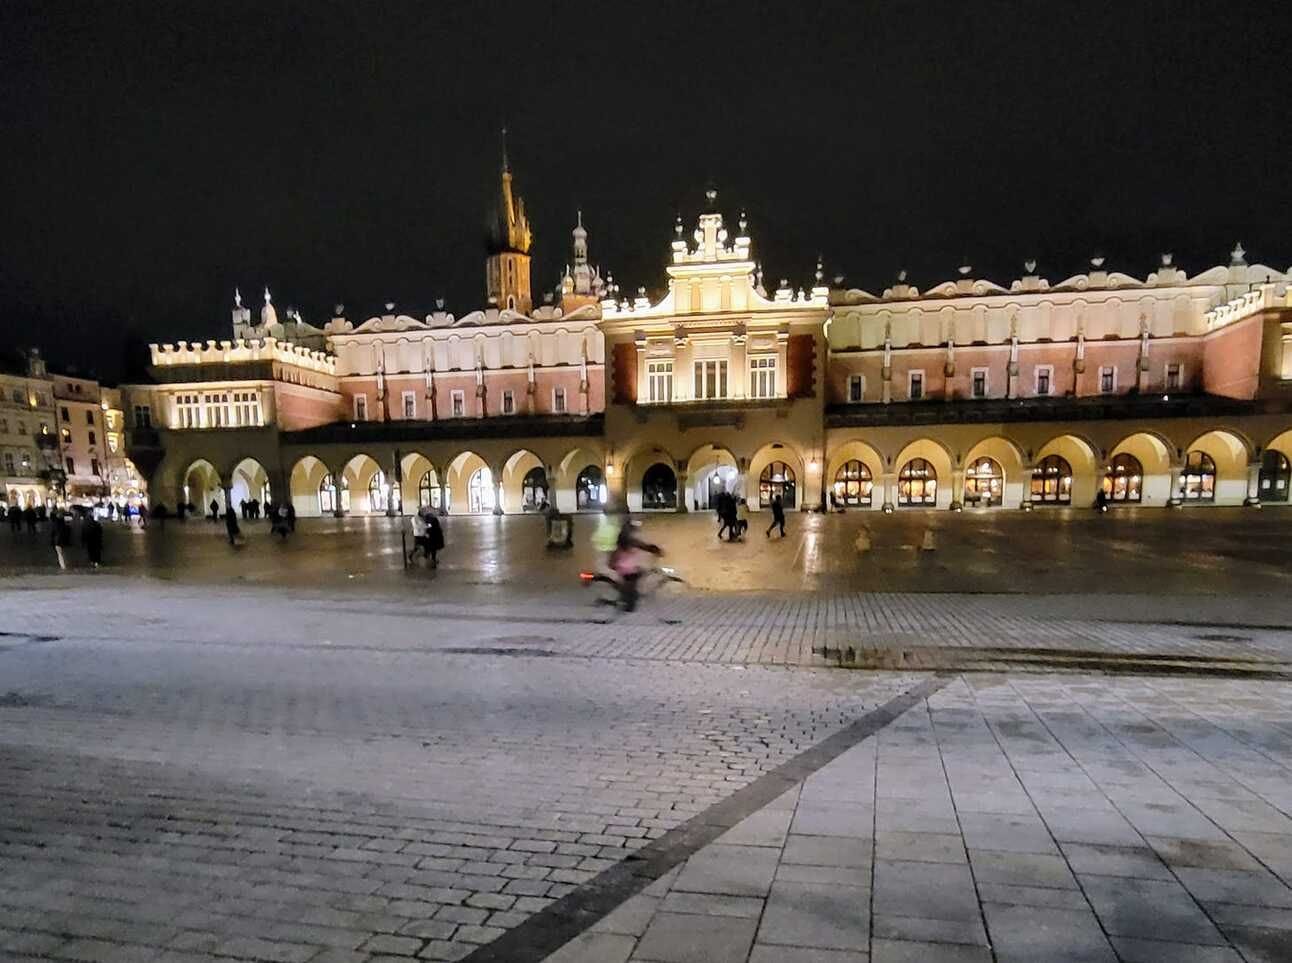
(119, 162), (1292, 520)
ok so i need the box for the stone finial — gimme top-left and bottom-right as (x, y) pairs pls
(897, 269), (908, 282)
(1231, 242), (1247, 266)
(1024, 259), (1037, 274)
(958, 261), (972, 277)
(384, 301), (396, 313)
(738, 211), (748, 234)
(234, 288), (243, 308)
(334, 302), (344, 316)
(1090, 255), (1106, 269)
(815, 256), (824, 283)
(435, 297), (445, 310)
(675, 214), (684, 237)
(705, 187), (718, 204)
(1160, 253), (1173, 266)
(264, 285), (272, 303)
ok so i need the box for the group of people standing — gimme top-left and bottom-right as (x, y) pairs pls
(713, 491), (787, 540)
(49, 507), (104, 569)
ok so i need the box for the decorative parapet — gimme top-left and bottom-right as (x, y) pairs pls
(149, 337), (337, 375)
(1203, 285), (1279, 331)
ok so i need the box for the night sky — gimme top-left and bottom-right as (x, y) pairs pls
(1, 1), (1288, 382)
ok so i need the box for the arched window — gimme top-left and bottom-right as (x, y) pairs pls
(319, 473), (349, 513)
(368, 470), (393, 513)
(1103, 453), (1143, 503)
(576, 466), (605, 510)
(963, 457), (1004, 507)
(759, 461), (797, 509)
(833, 460), (872, 507)
(522, 466), (549, 510)
(418, 470), (442, 510)
(641, 463), (677, 509)
(468, 467), (495, 513)
(1259, 450), (1290, 503)
(1031, 455), (1073, 504)
(898, 458), (938, 506)
(1179, 450), (1216, 502)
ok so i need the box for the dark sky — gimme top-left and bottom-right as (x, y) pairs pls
(1, 0), (1288, 382)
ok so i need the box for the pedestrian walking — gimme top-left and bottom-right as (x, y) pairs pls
(734, 497), (749, 539)
(270, 504), (290, 540)
(424, 512), (444, 568)
(7, 504), (20, 533)
(23, 506), (36, 534)
(407, 510), (428, 563)
(765, 493), (787, 538)
(224, 506), (242, 546)
(715, 490), (733, 540)
(82, 513), (104, 568)
(51, 511), (71, 569)
(208, 499), (220, 522)
(285, 502), (296, 532)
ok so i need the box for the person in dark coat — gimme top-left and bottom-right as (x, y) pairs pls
(82, 514), (104, 568)
(285, 502), (296, 532)
(766, 494), (787, 538)
(50, 511), (71, 569)
(23, 506), (37, 534)
(7, 505), (20, 533)
(224, 506), (241, 546)
(715, 490), (733, 540)
(722, 493), (740, 541)
(423, 512), (445, 568)
(208, 499), (220, 522)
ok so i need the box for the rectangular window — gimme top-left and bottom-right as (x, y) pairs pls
(232, 391), (262, 427)
(971, 368), (988, 399)
(60, 426), (71, 444)
(60, 406), (70, 421)
(749, 356), (777, 399)
(203, 391), (231, 427)
(908, 370), (924, 401)
(553, 387), (567, 413)
(65, 457), (75, 475)
(647, 360), (673, 404)
(133, 404), (152, 428)
(0, 418), (6, 433)
(402, 391), (416, 419)
(502, 390), (515, 415)
(91, 458), (100, 477)
(1035, 366), (1053, 396)
(176, 393), (202, 429)
(107, 432), (119, 453)
(847, 374), (864, 404)
(17, 421), (26, 436)
(85, 410), (94, 426)
(1099, 366), (1116, 394)
(1165, 362), (1182, 392)
(354, 395), (368, 421)
(693, 359), (728, 400)
(88, 430), (95, 446)
(2, 452), (12, 474)
(451, 390), (465, 417)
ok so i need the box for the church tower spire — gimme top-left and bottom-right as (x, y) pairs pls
(560, 209), (604, 311)
(486, 128), (533, 314)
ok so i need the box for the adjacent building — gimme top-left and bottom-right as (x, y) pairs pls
(120, 158), (1292, 517)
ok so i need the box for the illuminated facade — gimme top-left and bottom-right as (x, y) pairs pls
(120, 169), (1292, 518)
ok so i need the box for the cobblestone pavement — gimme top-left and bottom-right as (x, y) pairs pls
(0, 582), (919, 962)
(3, 562), (1292, 960)
(548, 674), (1292, 963)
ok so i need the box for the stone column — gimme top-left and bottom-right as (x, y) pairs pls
(950, 468), (965, 511)
(676, 470), (689, 513)
(438, 479), (449, 516)
(331, 466), (346, 517)
(1245, 460), (1263, 507)
(1020, 465), (1036, 510)
(881, 472), (896, 513)
(492, 469), (504, 516)
(222, 484), (234, 514)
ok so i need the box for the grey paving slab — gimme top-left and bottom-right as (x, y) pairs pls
(872, 860), (980, 922)
(1110, 936), (1245, 962)
(982, 903), (1116, 961)
(870, 940), (991, 963)
(756, 881), (869, 951)
(632, 912), (756, 963)
(749, 947), (868, 963)
(671, 845), (780, 897)
(782, 835), (872, 869)
(967, 850), (1077, 889)
(1079, 874), (1228, 945)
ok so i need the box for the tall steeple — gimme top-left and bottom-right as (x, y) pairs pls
(486, 127), (533, 313)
